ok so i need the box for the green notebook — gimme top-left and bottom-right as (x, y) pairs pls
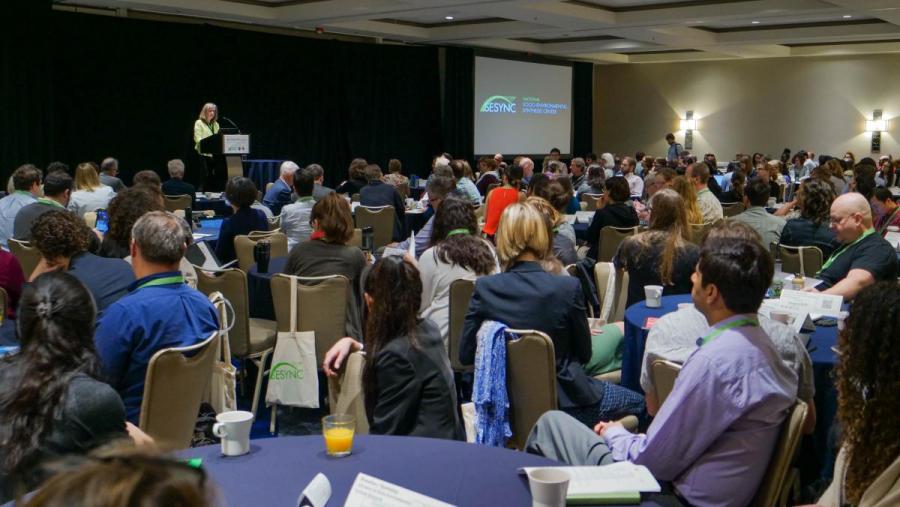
(568, 491), (642, 505)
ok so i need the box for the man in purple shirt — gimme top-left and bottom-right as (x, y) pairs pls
(526, 235), (798, 507)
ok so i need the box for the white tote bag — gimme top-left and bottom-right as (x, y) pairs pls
(207, 293), (238, 414)
(265, 275), (320, 409)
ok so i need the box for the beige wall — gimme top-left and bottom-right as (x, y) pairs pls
(592, 54), (900, 162)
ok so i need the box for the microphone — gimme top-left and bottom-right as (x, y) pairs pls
(221, 116), (241, 134)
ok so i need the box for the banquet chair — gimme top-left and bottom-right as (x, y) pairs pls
(506, 329), (557, 450)
(349, 228), (363, 248)
(594, 262), (630, 323)
(688, 223), (706, 244)
(778, 245), (823, 278)
(234, 232), (288, 272)
(194, 267), (277, 416)
(581, 193), (603, 211)
(327, 350), (369, 435)
(355, 206), (396, 251)
(752, 401), (809, 507)
(597, 226), (638, 263)
(0, 288), (7, 318)
(650, 359), (682, 407)
(268, 214), (281, 231)
(83, 211), (97, 228)
(351, 193), (360, 202)
(448, 279), (475, 373)
(139, 330), (218, 451)
(164, 194), (192, 213)
(8, 239), (39, 280)
(721, 202), (744, 217)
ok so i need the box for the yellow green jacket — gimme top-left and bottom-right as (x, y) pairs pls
(194, 119), (220, 156)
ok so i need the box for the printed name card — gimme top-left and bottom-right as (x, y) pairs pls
(344, 473), (454, 507)
(779, 289), (843, 317)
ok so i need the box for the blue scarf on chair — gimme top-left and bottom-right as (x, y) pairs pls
(473, 320), (514, 447)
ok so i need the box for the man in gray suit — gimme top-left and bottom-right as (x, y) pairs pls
(100, 157), (126, 192)
(306, 163), (334, 201)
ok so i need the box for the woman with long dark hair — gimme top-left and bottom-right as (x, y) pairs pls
(779, 178), (841, 258)
(322, 257), (463, 440)
(0, 272), (137, 502)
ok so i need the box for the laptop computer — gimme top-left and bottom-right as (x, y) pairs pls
(186, 241), (238, 270)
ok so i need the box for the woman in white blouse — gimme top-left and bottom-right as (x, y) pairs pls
(67, 162), (115, 217)
(414, 196), (499, 350)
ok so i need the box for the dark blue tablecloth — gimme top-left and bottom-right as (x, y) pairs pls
(244, 159), (283, 191)
(248, 257), (288, 321)
(0, 319), (17, 347)
(180, 435), (666, 507)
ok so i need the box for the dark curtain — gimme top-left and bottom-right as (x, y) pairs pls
(572, 61), (594, 157)
(441, 47), (474, 161)
(2, 10), (443, 188)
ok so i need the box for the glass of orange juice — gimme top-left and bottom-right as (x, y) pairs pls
(322, 414), (355, 457)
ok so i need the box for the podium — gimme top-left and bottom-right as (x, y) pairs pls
(199, 133), (250, 181)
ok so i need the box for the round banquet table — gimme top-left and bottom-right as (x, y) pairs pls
(181, 435), (667, 506)
(247, 256), (288, 320)
(574, 222), (588, 241)
(194, 197), (233, 217)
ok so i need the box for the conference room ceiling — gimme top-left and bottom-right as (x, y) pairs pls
(53, 0), (900, 63)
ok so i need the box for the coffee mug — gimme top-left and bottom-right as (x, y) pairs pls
(528, 469), (569, 507)
(644, 285), (664, 308)
(212, 410), (254, 457)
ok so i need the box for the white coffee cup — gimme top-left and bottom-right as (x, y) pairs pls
(644, 285), (664, 308)
(528, 468), (569, 507)
(212, 410), (254, 457)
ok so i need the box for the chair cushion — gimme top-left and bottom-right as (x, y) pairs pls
(247, 318), (277, 355)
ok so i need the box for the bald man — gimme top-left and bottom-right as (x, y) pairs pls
(812, 193), (898, 299)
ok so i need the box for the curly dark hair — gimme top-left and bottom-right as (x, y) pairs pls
(361, 256), (422, 419)
(428, 197), (495, 276)
(836, 282), (900, 504)
(31, 210), (92, 260)
(797, 178), (835, 225)
(99, 186), (165, 259)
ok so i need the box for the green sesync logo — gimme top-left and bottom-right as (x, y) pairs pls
(270, 362), (304, 380)
(480, 95), (517, 113)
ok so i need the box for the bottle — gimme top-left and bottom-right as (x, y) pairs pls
(361, 226), (374, 253)
(791, 273), (805, 291)
(254, 240), (271, 273)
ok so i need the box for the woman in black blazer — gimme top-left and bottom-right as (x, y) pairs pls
(459, 202), (645, 426)
(323, 256), (463, 440)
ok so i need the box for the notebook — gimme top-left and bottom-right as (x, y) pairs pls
(519, 462), (660, 504)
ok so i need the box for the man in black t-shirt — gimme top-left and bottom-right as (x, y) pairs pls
(814, 193), (898, 299)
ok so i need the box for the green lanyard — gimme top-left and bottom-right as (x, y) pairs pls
(296, 196), (314, 203)
(36, 198), (63, 208)
(697, 188), (711, 197)
(700, 317), (758, 346)
(818, 228), (876, 274)
(14, 190), (32, 198)
(136, 275), (184, 290)
(446, 228), (469, 237)
(878, 207), (899, 235)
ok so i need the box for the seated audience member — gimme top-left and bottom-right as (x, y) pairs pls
(526, 196), (577, 266)
(131, 170), (161, 190)
(335, 158), (368, 196)
(13, 171), (73, 241)
(821, 158), (848, 195)
(584, 176), (639, 260)
(360, 164), (406, 242)
(394, 176), (456, 258)
(483, 164), (524, 239)
(68, 163), (116, 218)
(576, 165), (605, 198)
(779, 179), (841, 258)
(262, 161), (298, 215)
(557, 175), (581, 215)
(0, 272), (134, 502)
(755, 163), (783, 202)
(871, 187), (900, 236)
(520, 157), (536, 185)
(451, 160), (481, 204)
(98, 186), (165, 259)
(671, 176), (704, 224)
(526, 235), (798, 507)
(0, 249), (24, 322)
(621, 157), (643, 199)
(0, 164), (41, 247)
(285, 193), (366, 340)
(99, 157), (126, 193)
(529, 179), (578, 261)
(323, 257), (464, 440)
(718, 170), (745, 203)
(306, 163), (334, 202)
(161, 159), (196, 207)
(733, 178), (786, 247)
(20, 444), (212, 507)
(94, 212), (218, 422)
(30, 211), (134, 313)
(615, 189), (699, 307)
(215, 177), (268, 264)
(415, 197), (498, 348)
(813, 193), (898, 299)
(281, 167), (316, 250)
(686, 162), (723, 222)
(704, 159), (723, 198)
(474, 157), (500, 196)
(569, 157), (586, 189)
(382, 158), (409, 190)
(460, 203), (645, 426)
(816, 282), (900, 507)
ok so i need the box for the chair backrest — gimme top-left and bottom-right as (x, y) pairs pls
(271, 274), (351, 368)
(84, 211), (97, 228)
(164, 194), (192, 213)
(506, 329), (557, 450)
(0, 287), (7, 317)
(752, 401), (809, 507)
(650, 359), (682, 407)
(268, 214), (281, 231)
(447, 279), (475, 372)
(355, 206), (396, 251)
(722, 202), (745, 217)
(597, 226), (637, 263)
(349, 228), (363, 248)
(778, 245), (824, 278)
(233, 232), (288, 272)
(351, 193), (360, 202)
(138, 331), (218, 450)
(327, 351), (369, 435)
(8, 239), (40, 280)
(194, 268), (252, 358)
(581, 193), (603, 211)
(688, 223), (707, 244)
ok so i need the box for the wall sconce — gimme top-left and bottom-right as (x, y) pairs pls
(681, 111), (695, 150)
(866, 119), (886, 132)
(867, 110), (886, 153)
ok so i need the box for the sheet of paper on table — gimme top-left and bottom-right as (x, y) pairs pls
(344, 473), (453, 507)
(519, 462), (661, 498)
(575, 211), (594, 224)
(762, 289), (843, 334)
(382, 247), (406, 258)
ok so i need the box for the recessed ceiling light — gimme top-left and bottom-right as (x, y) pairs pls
(843, 14), (852, 19)
(445, 16), (454, 20)
(751, 20), (760, 24)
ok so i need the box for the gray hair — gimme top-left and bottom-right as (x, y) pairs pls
(432, 164), (453, 179)
(132, 211), (190, 265)
(167, 159), (185, 178)
(305, 163), (324, 180)
(100, 157), (118, 174)
(280, 160), (300, 177)
(426, 175), (455, 199)
(571, 157), (585, 169)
